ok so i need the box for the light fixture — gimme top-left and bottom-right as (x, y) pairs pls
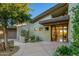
(64, 30), (67, 33)
(64, 26), (67, 28)
(34, 27), (38, 31)
(60, 30), (63, 32)
(60, 39), (63, 42)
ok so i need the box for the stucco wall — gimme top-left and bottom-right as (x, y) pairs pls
(32, 15), (52, 41)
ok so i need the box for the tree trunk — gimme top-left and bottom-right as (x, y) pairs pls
(3, 27), (8, 51)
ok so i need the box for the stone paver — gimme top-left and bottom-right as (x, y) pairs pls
(13, 41), (67, 56)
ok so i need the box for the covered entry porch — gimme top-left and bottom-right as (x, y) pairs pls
(39, 15), (69, 42)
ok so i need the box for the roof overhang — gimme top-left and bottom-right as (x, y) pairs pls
(39, 15), (69, 25)
(32, 3), (68, 23)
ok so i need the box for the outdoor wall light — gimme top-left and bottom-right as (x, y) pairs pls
(59, 38), (63, 42)
(60, 30), (63, 33)
(34, 28), (38, 31)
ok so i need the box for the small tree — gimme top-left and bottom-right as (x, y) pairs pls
(0, 4), (31, 51)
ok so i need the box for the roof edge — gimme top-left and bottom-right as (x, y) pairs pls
(32, 3), (68, 23)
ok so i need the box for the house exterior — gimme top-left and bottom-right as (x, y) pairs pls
(17, 3), (76, 42)
(17, 3), (71, 42)
(31, 3), (69, 42)
(0, 3), (77, 43)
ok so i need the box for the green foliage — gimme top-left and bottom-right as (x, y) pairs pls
(54, 45), (72, 56)
(71, 40), (79, 47)
(21, 30), (30, 42)
(36, 36), (42, 41)
(70, 45), (79, 56)
(21, 30), (42, 43)
(71, 4), (79, 55)
(30, 35), (42, 42)
(0, 4), (31, 28)
(71, 4), (79, 41)
(21, 30), (26, 37)
(30, 35), (35, 42)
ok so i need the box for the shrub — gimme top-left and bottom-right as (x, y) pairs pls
(21, 30), (30, 42)
(36, 36), (42, 42)
(21, 30), (42, 43)
(70, 46), (79, 56)
(70, 40), (79, 55)
(30, 35), (42, 42)
(72, 40), (79, 48)
(54, 45), (72, 56)
(30, 35), (35, 42)
(8, 40), (14, 48)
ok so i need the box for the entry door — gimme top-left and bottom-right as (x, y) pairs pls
(52, 26), (57, 41)
(52, 25), (68, 42)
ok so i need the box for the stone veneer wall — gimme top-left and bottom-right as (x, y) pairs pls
(68, 3), (78, 42)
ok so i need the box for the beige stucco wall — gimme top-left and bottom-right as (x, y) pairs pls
(32, 15), (52, 41)
(68, 3), (78, 42)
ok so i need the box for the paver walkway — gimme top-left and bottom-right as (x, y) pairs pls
(13, 41), (68, 56)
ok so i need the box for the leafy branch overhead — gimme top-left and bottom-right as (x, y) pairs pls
(0, 3), (32, 27)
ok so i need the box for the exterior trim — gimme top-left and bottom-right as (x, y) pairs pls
(39, 15), (69, 25)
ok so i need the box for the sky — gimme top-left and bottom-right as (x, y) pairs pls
(29, 3), (57, 19)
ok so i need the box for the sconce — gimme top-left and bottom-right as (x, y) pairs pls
(34, 27), (38, 31)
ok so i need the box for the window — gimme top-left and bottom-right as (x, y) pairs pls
(52, 25), (68, 42)
(45, 27), (49, 31)
(39, 27), (43, 31)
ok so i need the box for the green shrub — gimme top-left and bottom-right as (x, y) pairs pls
(30, 35), (42, 42)
(72, 40), (79, 48)
(21, 30), (26, 37)
(36, 36), (42, 42)
(70, 40), (79, 55)
(21, 30), (42, 43)
(30, 35), (35, 42)
(54, 41), (79, 56)
(8, 40), (14, 48)
(70, 46), (79, 56)
(21, 30), (30, 43)
(54, 45), (72, 56)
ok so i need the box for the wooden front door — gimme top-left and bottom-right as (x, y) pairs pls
(51, 24), (68, 42)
